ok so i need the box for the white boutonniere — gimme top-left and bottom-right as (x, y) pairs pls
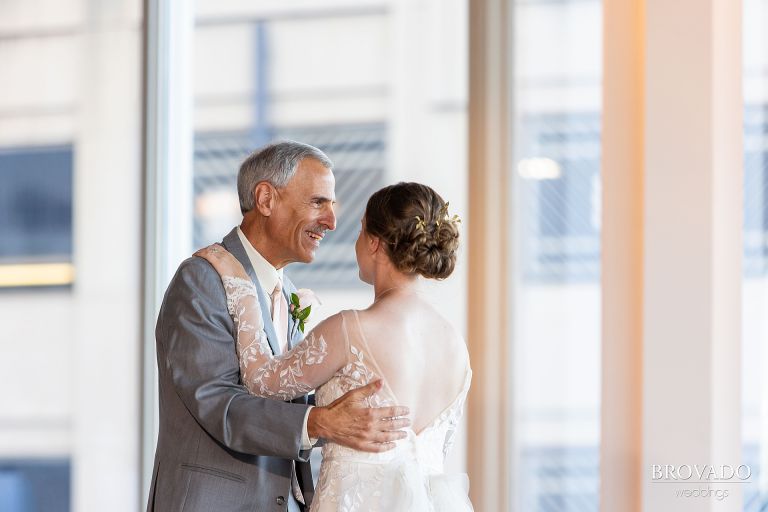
(289, 288), (321, 338)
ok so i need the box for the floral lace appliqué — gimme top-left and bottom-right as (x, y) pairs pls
(248, 333), (328, 400)
(221, 275), (329, 401)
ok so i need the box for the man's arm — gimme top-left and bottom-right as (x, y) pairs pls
(159, 257), (312, 461)
(162, 256), (412, 458)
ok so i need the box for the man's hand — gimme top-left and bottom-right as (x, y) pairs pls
(307, 380), (411, 453)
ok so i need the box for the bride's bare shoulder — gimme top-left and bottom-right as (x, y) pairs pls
(308, 310), (348, 336)
(312, 309), (371, 333)
(358, 299), (463, 339)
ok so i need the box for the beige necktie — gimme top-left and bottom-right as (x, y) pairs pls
(270, 277), (289, 354)
(272, 279), (305, 505)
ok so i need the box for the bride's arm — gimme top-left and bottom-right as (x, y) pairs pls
(195, 244), (348, 401)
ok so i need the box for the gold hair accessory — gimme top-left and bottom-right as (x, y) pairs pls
(436, 201), (461, 227)
(414, 202), (461, 232)
(415, 216), (427, 233)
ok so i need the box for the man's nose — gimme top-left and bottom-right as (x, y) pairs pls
(321, 205), (337, 231)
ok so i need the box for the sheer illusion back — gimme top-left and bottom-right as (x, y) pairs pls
(347, 298), (471, 434)
(315, 308), (471, 444)
(312, 309), (472, 511)
(220, 275), (473, 511)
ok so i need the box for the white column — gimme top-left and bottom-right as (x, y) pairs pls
(642, 0), (743, 510)
(602, 0), (743, 510)
(142, 0), (195, 502)
(600, 0), (643, 509)
(73, 1), (142, 510)
(467, 0), (511, 510)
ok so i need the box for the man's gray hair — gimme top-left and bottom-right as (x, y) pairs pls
(237, 140), (333, 215)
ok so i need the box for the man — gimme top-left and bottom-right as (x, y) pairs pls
(147, 141), (410, 511)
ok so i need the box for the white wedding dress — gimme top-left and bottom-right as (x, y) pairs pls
(222, 276), (473, 512)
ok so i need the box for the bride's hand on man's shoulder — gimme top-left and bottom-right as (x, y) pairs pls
(194, 244), (247, 279)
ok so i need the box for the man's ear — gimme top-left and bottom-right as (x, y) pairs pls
(253, 182), (276, 216)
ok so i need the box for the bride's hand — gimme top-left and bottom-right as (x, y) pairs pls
(194, 244), (249, 280)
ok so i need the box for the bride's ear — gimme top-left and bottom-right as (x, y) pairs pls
(369, 235), (381, 254)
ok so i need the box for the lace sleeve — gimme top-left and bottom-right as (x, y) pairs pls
(222, 276), (347, 401)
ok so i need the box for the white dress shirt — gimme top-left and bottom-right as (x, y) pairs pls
(236, 227), (315, 450)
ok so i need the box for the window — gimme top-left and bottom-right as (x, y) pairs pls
(0, 459), (70, 512)
(193, 123), (385, 288)
(510, 0), (602, 509)
(144, 0), (469, 498)
(0, 146), (74, 288)
(742, 0), (768, 509)
(187, 6), (393, 290)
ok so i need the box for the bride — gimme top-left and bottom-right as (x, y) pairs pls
(196, 182), (473, 511)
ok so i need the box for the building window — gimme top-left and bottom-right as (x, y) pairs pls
(517, 112), (601, 283)
(0, 459), (70, 512)
(741, 0), (768, 502)
(0, 146), (74, 288)
(510, 0), (602, 509)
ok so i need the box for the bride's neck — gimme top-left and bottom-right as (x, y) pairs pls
(372, 268), (419, 301)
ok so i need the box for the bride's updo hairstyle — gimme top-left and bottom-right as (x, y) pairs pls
(364, 182), (460, 280)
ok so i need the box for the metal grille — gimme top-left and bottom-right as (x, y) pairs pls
(519, 446), (599, 512)
(743, 444), (767, 512)
(518, 106), (768, 283)
(193, 123), (385, 289)
(744, 104), (768, 278)
(743, 104), (768, 512)
(517, 112), (601, 283)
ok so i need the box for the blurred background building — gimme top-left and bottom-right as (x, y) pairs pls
(0, 0), (766, 511)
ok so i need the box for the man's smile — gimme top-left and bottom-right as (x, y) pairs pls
(306, 230), (325, 246)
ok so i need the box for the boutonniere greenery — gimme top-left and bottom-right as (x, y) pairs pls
(289, 291), (313, 337)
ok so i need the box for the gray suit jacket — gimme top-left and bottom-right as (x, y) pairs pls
(147, 228), (314, 512)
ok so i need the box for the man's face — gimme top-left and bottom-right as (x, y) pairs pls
(267, 158), (337, 266)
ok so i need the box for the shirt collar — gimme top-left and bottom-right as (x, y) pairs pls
(236, 226), (283, 295)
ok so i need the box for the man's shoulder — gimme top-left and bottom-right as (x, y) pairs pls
(168, 255), (222, 293)
(178, 254), (212, 273)
(158, 255), (229, 322)
(177, 254), (216, 277)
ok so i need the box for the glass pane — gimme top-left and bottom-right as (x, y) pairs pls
(193, 125), (386, 289)
(189, 0), (469, 486)
(0, 147), (73, 261)
(0, 459), (70, 512)
(192, 7), (390, 290)
(0, 146), (74, 287)
(511, 0), (602, 510)
(742, 0), (768, 510)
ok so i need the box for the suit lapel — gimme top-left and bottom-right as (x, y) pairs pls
(282, 273), (310, 407)
(222, 228), (282, 356)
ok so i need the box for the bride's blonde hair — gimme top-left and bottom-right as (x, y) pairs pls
(364, 182), (460, 280)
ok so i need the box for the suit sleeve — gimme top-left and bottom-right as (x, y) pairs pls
(157, 256), (312, 462)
